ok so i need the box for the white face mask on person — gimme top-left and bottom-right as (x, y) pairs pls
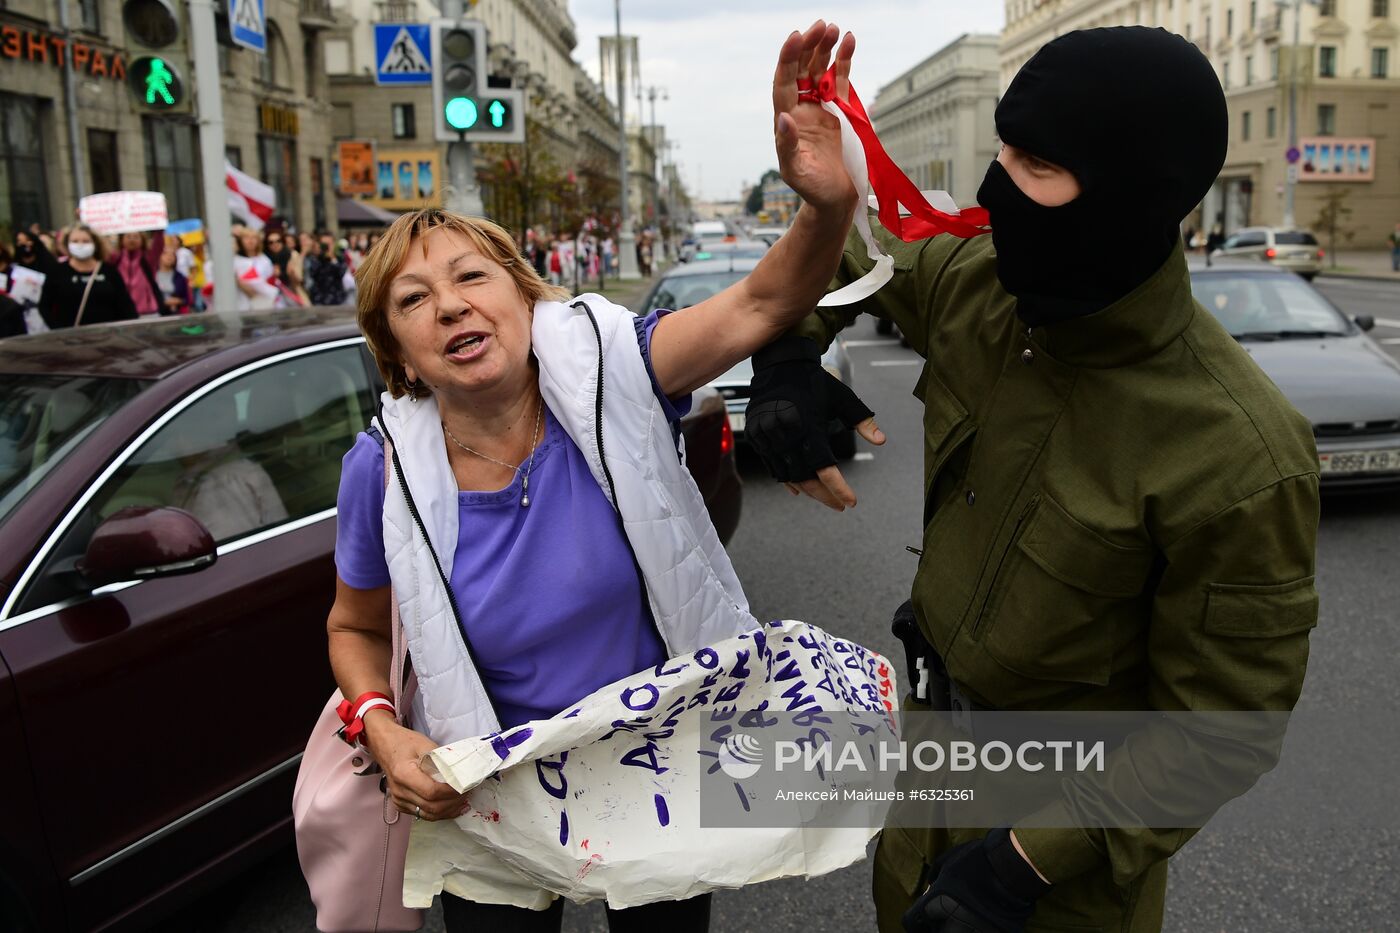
(68, 242), (96, 261)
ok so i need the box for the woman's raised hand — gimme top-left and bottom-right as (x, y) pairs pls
(772, 21), (857, 215)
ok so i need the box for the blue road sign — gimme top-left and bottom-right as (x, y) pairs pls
(229, 0), (266, 53)
(1286, 147), (1301, 164)
(376, 24), (432, 86)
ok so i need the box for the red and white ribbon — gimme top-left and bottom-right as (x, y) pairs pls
(798, 68), (990, 306)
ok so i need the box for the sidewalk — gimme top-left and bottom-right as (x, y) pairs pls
(1316, 249), (1400, 283)
(564, 264), (666, 313)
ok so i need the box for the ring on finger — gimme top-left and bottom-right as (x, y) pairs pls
(414, 804), (422, 821)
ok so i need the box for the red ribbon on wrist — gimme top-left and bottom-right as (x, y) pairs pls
(796, 70), (990, 242)
(337, 691), (393, 747)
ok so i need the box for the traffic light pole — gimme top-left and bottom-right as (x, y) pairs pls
(188, 0), (236, 311)
(440, 0), (484, 217)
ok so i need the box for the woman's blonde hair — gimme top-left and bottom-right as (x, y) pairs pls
(356, 209), (570, 399)
(233, 225), (263, 257)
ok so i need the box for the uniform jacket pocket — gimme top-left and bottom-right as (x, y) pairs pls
(983, 495), (1155, 686)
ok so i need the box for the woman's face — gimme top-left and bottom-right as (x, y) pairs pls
(120, 232), (144, 251)
(67, 229), (95, 253)
(159, 245), (178, 270)
(385, 227), (534, 402)
(265, 233), (285, 253)
(239, 230), (262, 255)
(299, 232), (315, 254)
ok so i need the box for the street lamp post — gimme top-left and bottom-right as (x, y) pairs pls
(614, 1), (639, 279)
(1283, 0), (1319, 230)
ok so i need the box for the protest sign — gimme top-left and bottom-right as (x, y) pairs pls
(79, 191), (169, 235)
(6, 266), (45, 305)
(406, 620), (898, 910)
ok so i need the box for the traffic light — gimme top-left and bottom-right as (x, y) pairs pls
(431, 19), (486, 142)
(430, 19), (525, 144)
(122, 0), (191, 112)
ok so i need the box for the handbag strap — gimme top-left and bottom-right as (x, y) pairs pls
(72, 264), (101, 327)
(384, 437), (413, 725)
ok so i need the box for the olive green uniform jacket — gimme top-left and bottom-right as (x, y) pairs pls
(796, 226), (1320, 932)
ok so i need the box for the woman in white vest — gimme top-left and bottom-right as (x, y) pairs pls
(326, 22), (868, 933)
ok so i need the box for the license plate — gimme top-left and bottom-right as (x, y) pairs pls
(1319, 448), (1400, 474)
(728, 411), (746, 433)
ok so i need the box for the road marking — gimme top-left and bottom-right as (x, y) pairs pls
(1373, 318), (1400, 329)
(842, 339), (902, 348)
(1380, 337), (1400, 345)
(854, 452), (875, 462)
(870, 359), (921, 367)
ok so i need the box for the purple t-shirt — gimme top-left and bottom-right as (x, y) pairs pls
(335, 311), (687, 729)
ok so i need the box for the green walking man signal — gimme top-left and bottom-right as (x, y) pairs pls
(146, 58), (175, 105)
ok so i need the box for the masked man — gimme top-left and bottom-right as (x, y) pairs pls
(745, 27), (1320, 933)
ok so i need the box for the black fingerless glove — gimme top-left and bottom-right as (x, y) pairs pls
(744, 334), (874, 482)
(902, 828), (1052, 933)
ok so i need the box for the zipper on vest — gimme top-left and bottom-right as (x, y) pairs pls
(970, 493), (1039, 638)
(375, 406), (499, 724)
(572, 299), (674, 655)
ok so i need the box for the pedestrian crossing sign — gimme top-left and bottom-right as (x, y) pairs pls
(375, 24), (432, 86)
(228, 0), (265, 54)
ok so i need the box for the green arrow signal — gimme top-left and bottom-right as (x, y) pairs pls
(488, 100), (506, 128)
(445, 97), (478, 131)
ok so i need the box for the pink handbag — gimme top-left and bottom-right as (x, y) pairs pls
(293, 438), (424, 932)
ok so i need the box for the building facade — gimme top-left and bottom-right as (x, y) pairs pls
(0, 0), (336, 241)
(626, 124), (658, 230)
(870, 33), (1001, 210)
(1001, 0), (1400, 242)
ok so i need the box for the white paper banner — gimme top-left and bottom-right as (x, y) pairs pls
(79, 191), (170, 236)
(406, 620), (898, 910)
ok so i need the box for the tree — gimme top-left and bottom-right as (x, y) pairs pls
(1311, 186), (1355, 269)
(745, 168), (781, 216)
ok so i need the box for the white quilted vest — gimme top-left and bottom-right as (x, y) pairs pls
(374, 295), (757, 746)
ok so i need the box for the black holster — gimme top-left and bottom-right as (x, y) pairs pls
(891, 600), (952, 712)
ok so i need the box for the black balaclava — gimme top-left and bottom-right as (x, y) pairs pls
(976, 27), (1228, 327)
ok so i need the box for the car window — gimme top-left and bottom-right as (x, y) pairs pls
(1230, 232), (1267, 248)
(0, 374), (146, 527)
(17, 345), (374, 613)
(1190, 272), (1350, 336)
(644, 271), (748, 313)
(1274, 231), (1319, 246)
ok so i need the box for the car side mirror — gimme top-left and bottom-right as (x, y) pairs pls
(76, 506), (218, 588)
(1354, 314), (1376, 332)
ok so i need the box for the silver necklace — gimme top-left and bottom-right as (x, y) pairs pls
(442, 397), (545, 507)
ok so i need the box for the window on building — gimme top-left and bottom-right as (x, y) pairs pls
(258, 135), (298, 227)
(325, 38), (351, 74)
(260, 22), (292, 89)
(332, 103), (354, 138)
(1373, 47), (1390, 78)
(1267, 106), (1277, 138)
(1223, 61), (1231, 89)
(392, 103), (416, 139)
(87, 129), (119, 193)
(1317, 103), (1337, 135)
(1242, 111), (1252, 141)
(1250, 1), (1257, 27)
(77, 0), (101, 33)
(310, 157), (327, 232)
(0, 93), (50, 238)
(1375, 0), (1391, 18)
(304, 34), (319, 98)
(1270, 47), (1280, 80)
(1227, 8), (1234, 35)
(1319, 46), (1337, 77)
(1319, 0), (1336, 15)
(1246, 55), (1254, 85)
(143, 117), (200, 220)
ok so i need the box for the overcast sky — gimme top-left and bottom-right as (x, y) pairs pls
(568, 1), (1006, 201)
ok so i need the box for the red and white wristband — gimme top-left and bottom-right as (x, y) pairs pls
(336, 691), (395, 747)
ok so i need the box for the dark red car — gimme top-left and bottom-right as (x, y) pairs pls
(0, 307), (740, 931)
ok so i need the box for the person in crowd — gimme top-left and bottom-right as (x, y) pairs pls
(264, 229), (307, 306)
(115, 230), (167, 317)
(27, 224), (138, 328)
(305, 235), (349, 306)
(602, 235), (616, 276)
(1388, 221), (1399, 272)
(1206, 221), (1226, 253)
(0, 245), (24, 338)
(154, 240), (193, 315)
(547, 238), (563, 285)
(233, 226), (280, 312)
(324, 22), (857, 933)
(744, 26), (1318, 933)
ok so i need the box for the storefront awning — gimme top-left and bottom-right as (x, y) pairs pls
(337, 198), (401, 226)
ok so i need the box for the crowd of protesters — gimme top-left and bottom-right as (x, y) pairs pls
(0, 221), (384, 335)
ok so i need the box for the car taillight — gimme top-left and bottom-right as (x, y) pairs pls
(720, 416), (734, 456)
(1265, 248), (1277, 259)
(1317, 249), (1325, 259)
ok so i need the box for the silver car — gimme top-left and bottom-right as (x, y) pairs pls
(1210, 227), (1325, 280)
(638, 257), (859, 459)
(1189, 260), (1400, 489)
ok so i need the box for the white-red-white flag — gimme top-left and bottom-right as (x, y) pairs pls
(225, 161), (275, 230)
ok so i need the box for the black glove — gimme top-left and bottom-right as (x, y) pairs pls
(903, 828), (1051, 933)
(744, 334), (874, 482)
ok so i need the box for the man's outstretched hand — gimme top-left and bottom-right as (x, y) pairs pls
(745, 335), (885, 511)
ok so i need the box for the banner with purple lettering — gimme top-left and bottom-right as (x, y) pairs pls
(403, 620), (898, 909)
